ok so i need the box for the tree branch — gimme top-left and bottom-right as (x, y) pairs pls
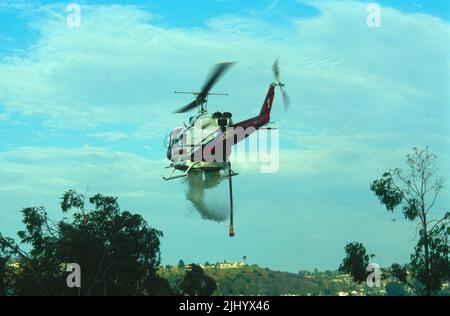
(428, 215), (449, 234)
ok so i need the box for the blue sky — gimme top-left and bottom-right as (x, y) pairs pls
(0, 0), (449, 272)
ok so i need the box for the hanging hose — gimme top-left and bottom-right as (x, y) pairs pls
(228, 163), (235, 237)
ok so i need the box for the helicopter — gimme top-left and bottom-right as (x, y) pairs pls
(163, 60), (289, 237)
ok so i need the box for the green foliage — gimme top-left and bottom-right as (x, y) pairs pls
(339, 242), (373, 283)
(0, 235), (16, 295)
(0, 254), (7, 295)
(390, 263), (408, 284)
(60, 189), (85, 213)
(159, 264), (392, 296)
(176, 264), (217, 296)
(402, 199), (420, 221)
(410, 223), (449, 295)
(385, 282), (407, 296)
(211, 266), (320, 295)
(370, 147), (449, 295)
(0, 190), (172, 296)
(370, 172), (403, 212)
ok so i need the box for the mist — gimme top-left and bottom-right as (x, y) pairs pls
(185, 170), (229, 222)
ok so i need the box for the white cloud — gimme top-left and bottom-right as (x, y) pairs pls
(88, 131), (128, 141)
(0, 1), (447, 143)
(0, 146), (166, 195)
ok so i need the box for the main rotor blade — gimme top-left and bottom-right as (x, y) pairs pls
(173, 99), (199, 113)
(198, 62), (235, 99)
(173, 62), (235, 113)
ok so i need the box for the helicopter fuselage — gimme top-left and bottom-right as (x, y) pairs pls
(165, 84), (276, 174)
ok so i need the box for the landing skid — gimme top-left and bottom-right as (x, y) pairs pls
(162, 162), (238, 180)
(162, 162), (199, 181)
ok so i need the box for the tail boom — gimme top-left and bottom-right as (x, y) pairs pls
(232, 84), (275, 132)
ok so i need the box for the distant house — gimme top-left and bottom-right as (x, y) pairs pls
(217, 261), (245, 269)
(8, 262), (20, 269)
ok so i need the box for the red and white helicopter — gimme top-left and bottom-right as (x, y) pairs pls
(163, 60), (289, 236)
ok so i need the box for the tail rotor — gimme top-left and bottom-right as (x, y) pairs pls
(272, 59), (290, 109)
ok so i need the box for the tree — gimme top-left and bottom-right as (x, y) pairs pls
(370, 147), (449, 295)
(178, 260), (185, 269)
(298, 270), (310, 278)
(339, 242), (374, 283)
(176, 264), (217, 296)
(385, 282), (407, 296)
(0, 190), (172, 296)
(0, 236), (16, 295)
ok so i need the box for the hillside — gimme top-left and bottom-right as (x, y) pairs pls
(158, 263), (391, 296)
